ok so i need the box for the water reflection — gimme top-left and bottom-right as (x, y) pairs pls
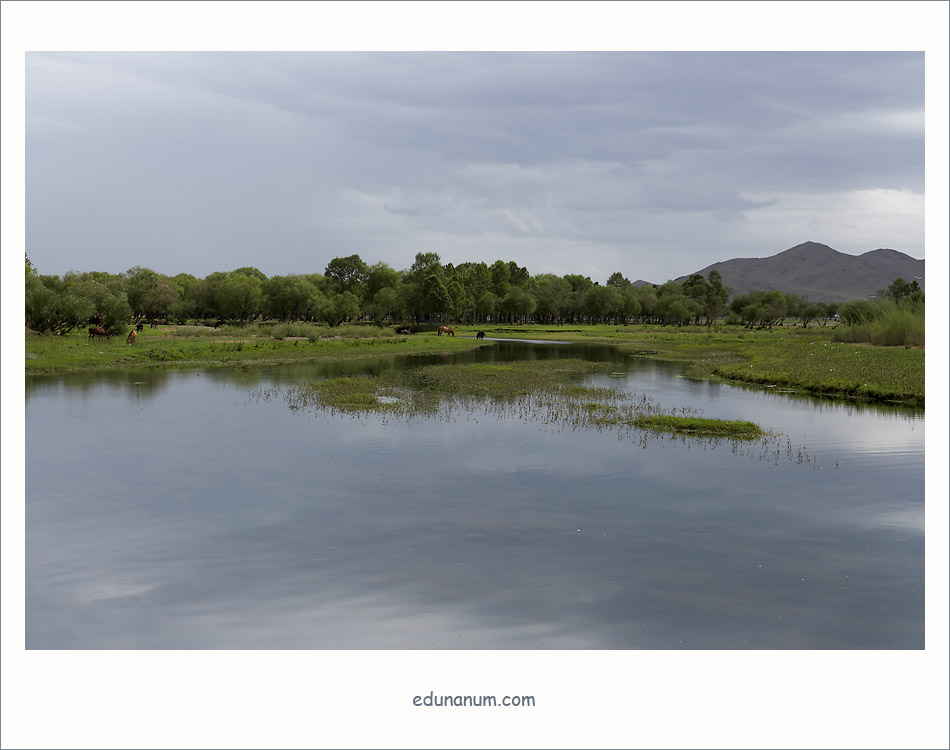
(25, 343), (924, 649)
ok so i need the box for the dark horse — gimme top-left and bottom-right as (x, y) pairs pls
(136, 323), (145, 333)
(437, 326), (455, 337)
(88, 326), (109, 342)
(88, 314), (104, 326)
(151, 318), (159, 328)
(475, 331), (485, 339)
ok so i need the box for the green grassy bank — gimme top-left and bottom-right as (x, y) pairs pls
(25, 321), (924, 406)
(24, 323), (482, 375)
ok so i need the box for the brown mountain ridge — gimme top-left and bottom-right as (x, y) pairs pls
(667, 241), (925, 303)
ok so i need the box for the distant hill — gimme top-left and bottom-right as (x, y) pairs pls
(672, 241), (925, 303)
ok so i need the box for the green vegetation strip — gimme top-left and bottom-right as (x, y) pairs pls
(282, 359), (767, 442)
(632, 415), (764, 439)
(26, 322), (924, 406)
(24, 324), (481, 375)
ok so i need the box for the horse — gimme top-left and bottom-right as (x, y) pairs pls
(88, 314), (103, 326)
(151, 318), (159, 328)
(88, 326), (109, 342)
(396, 327), (411, 335)
(438, 326), (455, 337)
(126, 330), (137, 345)
(136, 323), (144, 333)
(214, 320), (226, 329)
(475, 331), (485, 340)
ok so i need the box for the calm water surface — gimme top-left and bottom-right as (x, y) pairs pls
(25, 343), (924, 649)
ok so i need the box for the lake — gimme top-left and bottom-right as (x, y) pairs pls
(25, 341), (925, 649)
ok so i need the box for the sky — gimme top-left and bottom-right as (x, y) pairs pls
(25, 50), (925, 284)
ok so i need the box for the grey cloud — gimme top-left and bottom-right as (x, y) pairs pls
(25, 51), (924, 281)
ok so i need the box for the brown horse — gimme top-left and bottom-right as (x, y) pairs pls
(88, 326), (109, 342)
(126, 330), (137, 345)
(438, 326), (455, 337)
(151, 318), (159, 328)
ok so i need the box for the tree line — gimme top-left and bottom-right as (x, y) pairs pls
(24, 251), (918, 335)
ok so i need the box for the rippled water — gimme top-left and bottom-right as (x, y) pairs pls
(25, 343), (924, 648)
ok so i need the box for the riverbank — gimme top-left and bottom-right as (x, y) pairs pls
(24, 322), (924, 406)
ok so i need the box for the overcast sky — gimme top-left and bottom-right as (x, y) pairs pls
(25, 50), (924, 284)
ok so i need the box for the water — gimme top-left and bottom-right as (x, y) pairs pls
(25, 343), (924, 649)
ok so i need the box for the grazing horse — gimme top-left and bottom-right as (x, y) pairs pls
(214, 320), (226, 329)
(136, 323), (144, 333)
(126, 330), (137, 345)
(150, 318), (159, 328)
(437, 326), (455, 337)
(88, 326), (109, 342)
(475, 331), (485, 340)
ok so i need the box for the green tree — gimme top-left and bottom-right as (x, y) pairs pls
(618, 288), (642, 323)
(454, 262), (493, 315)
(368, 286), (401, 326)
(490, 260), (511, 298)
(607, 271), (632, 289)
(168, 273), (202, 322)
(476, 291), (499, 322)
(364, 262), (401, 302)
(420, 273), (453, 321)
(730, 290), (787, 328)
(583, 284), (621, 323)
(882, 277), (924, 304)
(263, 275), (319, 321)
(800, 302), (825, 328)
(447, 279), (472, 323)
(325, 254), (369, 295)
(231, 266), (268, 282)
(125, 266), (175, 320)
(327, 290), (361, 325)
(632, 284), (658, 322)
(506, 260), (530, 287)
(500, 285), (537, 323)
(217, 273), (264, 322)
(533, 274), (572, 324)
(703, 270), (730, 325)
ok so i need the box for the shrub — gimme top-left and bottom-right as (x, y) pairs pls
(833, 298), (924, 347)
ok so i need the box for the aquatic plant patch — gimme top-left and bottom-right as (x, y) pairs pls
(275, 359), (772, 444)
(631, 414), (764, 439)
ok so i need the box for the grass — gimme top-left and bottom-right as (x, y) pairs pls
(631, 414), (765, 439)
(277, 359), (769, 444)
(24, 323), (481, 375)
(287, 359), (616, 415)
(832, 301), (924, 348)
(26, 320), (924, 406)
(706, 337), (924, 406)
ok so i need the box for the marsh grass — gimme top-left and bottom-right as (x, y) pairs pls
(24, 324), (481, 375)
(258, 359), (840, 467)
(25, 322), (924, 407)
(631, 414), (764, 439)
(614, 326), (923, 405)
(709, 338), (924, 405)
(832, 300), (924, 348)
(277, 359), (774, 448)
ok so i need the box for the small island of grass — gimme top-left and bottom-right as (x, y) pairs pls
(631, 414), (765, 439)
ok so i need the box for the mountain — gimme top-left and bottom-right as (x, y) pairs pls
(674, 241), (925, 302)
